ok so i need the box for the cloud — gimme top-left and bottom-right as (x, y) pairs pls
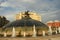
(22, 0), (35, 3)
(0, 1), (16, 8)
(0, 0), (60, 23)
(41, 10), (60, 23)
(2, 11), (18, 21)
(0, 2), (9, 7)
(5, 14), (15, 21)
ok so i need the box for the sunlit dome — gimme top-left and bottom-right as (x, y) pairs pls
(16, 11), (41, 21)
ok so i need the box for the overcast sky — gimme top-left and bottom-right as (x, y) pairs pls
(0, 0), (60, 23)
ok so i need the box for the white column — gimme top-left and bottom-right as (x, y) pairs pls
(32, 25), (36, 37)
(12, 27), (16, 37)
(42, 31), (45, 36)
(55, 30), (57, 34)
(48, 26), (52, 35)
(4, 32), (7, 37)
(55, 28), (58, 34)
(58, 27), (60, 33)
(23, 32), (26, 37)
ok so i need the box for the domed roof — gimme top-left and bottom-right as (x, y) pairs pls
(3, 11), (48, 29)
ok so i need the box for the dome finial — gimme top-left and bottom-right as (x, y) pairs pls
(25, 10), (29, 16)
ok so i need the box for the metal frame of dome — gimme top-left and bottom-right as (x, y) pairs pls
(3, 11), (48, 30)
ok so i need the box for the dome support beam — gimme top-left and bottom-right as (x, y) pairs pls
(32, 25), (36, 37)
(58, 27), (60, 33)
(12, 27), (16, 37)
(23, 32), (26, 37)
(55, 28), (58, 34)
(48, 26), (52, 35)
(42, 31), (45, 36)
(4, 32), (7, 37)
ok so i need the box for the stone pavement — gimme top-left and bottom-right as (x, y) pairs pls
(0, 34), (60, 40)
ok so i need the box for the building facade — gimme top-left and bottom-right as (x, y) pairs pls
(47, 20), (60, 27)
(15, 11), (41, 21)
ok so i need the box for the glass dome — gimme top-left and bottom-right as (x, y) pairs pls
(3, 11), (48, 30)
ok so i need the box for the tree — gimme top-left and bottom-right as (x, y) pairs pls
(0, 16), (9, 27)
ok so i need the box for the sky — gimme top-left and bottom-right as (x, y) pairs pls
(0, 0), (60, 23)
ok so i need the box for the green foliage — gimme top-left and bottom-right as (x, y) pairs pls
(0, 16), (9, 27)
